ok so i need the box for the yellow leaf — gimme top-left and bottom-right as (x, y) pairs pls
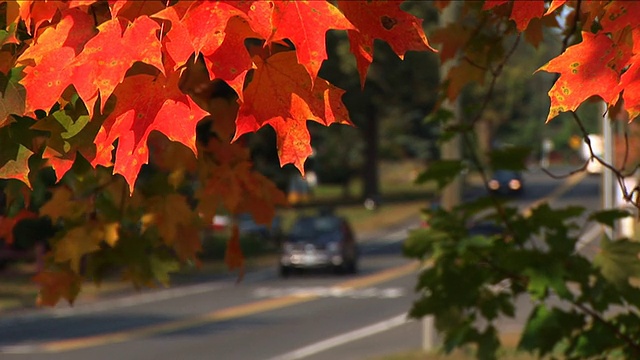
(39, 186), (86, 222)
(104, 222), (120, 247)
(146, 194), (194, 245)
(54, 225), (104, 272)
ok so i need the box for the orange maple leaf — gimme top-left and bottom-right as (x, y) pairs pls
(545, 0), (569, 16)
(144, 194), (195, 247)
(225, 224), (244, 277)
(18, 8), (96, 114)
(177, 1), (244, 60)
(201, 16), (259, 99)
(539, 32), (630, 122)
(269, 0), (355, 81)
(600, 2), (640, 34)
(223, 0), (273, 40)
(39, 186), (87, 222)
(108, 0), (166, 21)
(173, 224), (202, 264)
(234, 51), (350, 173)
(337, 0), (435, 86)
(69, 16), (164, 117)
(18, 0), (64, 34)
(621, 54), (640, 122)
(96, 69), (208, 192)
(32, 269), (82, 307)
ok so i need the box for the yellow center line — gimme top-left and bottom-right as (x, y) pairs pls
(34, 261), (420, 353)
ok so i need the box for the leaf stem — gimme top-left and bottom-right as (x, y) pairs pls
(571, 301), (640, 356)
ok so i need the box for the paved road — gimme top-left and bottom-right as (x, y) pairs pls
(0, 166), (602, 360)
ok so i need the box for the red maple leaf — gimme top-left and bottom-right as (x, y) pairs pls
(201, 16), (259, 98)
(19, 0), (63, 34)
(269, 1), (354, 81)
(539, 32), (630, 122)
(545, 0), (569, 15)
(483, 0), (545, 32)
(19, 8), (96, 114)
(97, 69), (208, 192)
(223, 0), (273, 40)
(234, 51), (350, 173)
(32, 269), (82, 307)
(69, 16), (164, 117)
(179, 1), (245, 61)
(0, 209), (37, 245)
(600, 2), (640, 34)
(152, 2), (195, 71)
(621, 54), (640, 121)
(337, 0), (434, 86)
(108, 0), (166, 21)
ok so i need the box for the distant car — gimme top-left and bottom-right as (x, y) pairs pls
(237, 213), (283, 242)
(488, 170), (524, 195)
(279, 214), (358, 277)
(202, 213), (282, 241)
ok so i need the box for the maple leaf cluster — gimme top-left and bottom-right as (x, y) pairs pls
(3, 0), (636, 306)
(0, 0), (433, 304)
(431, 0), (640, 125)
(1, 0), (433, 188)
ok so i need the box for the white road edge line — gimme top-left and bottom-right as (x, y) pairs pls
(267, 313), (410, 360)
(575, 223), (603, 252)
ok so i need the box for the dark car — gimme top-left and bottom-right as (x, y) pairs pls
(237, 213), (283, 242)
(488, 170), (524, 195)
(279, 214), (358, 277)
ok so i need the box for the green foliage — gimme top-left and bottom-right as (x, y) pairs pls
(589, 209), (633, 229)
(415, 159), (466, 189)
(594, 237), (640, 290)
(406, 195), (640, 359)
(488, 146), (531, 171)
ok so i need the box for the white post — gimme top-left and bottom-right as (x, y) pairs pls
(602, 102), (614, 238)
(423, 0), (462, 352)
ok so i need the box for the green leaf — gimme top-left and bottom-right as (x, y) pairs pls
(150, 255), (180, 287)
(518, 305), (584, 356)
(528, 203), (584, 230)
(523, 261), (572, 300)
(488, 146), (531, 171)
(476, 325), (500, 360)
(0, 24), (18, 47)
(403, 227), (451, 259)
(594, 237), (640, 289)
(415, 159), (465, 189)
(589, 209), (632, 229)
(424, 108), (454, 125)
(31, 110), (92, 155)
(0, 120), (34, 186)
(456, 234), (495, 253)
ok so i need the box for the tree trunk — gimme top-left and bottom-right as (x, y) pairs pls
(362, 102), (380, 202)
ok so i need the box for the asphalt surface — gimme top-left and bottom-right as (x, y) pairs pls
(0, 166), (604, 360)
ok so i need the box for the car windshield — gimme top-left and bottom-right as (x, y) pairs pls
(493, 170), (520, 181)
(289, 216), (341, 241)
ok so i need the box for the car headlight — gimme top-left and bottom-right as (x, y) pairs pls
(488, 179), (500, 190)
(327, 242), (340, 253)
(509, 179), (521, 190)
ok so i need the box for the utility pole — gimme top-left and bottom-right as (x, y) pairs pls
(423, 0), (462, 352)
(602, 102), (614, 238)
